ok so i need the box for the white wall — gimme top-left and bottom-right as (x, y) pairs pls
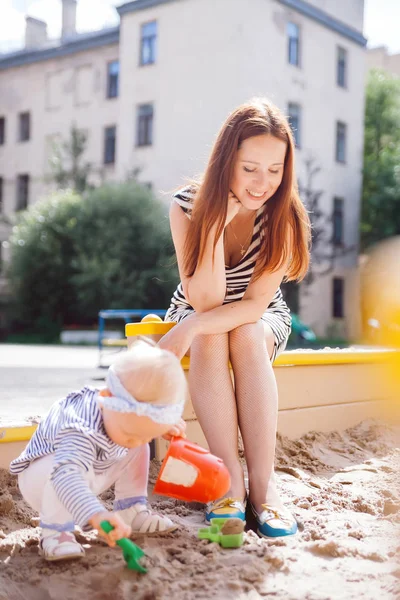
(0, 42), (120, 222)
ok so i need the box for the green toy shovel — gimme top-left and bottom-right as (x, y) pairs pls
(100, 521), (147, 573)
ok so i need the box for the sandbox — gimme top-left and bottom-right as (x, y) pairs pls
(0, 421), (399, 600)
(0, 341), (399, 599)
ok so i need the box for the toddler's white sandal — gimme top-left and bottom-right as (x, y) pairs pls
(39, 531), (85, 561)
(118, 503), (178, 535)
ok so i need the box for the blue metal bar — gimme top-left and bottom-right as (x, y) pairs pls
(98, 309), (166, 357)
(98, 314), (105, 351)
(98, 309), (166, 319)
(98, 308), (166, 368)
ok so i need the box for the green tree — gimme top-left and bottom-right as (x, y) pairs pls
(70, 184), (177, 320)
(49, 124), (93, 193)
(8, 183), (178, 337)
(361, 69), (400, 250)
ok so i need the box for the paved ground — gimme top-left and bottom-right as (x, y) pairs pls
(0, 344), (123, 423)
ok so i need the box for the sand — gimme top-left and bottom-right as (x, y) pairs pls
(0, 419), (399, 600)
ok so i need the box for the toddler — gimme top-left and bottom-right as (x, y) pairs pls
(10, 339), (187, 561)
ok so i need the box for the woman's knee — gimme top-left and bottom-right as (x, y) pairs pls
(191, 332), (229, 361)
(229, 321), (266, 353)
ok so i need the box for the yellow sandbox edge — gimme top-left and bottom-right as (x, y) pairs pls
(2, 350), (398, 444)
(125, 323), (399, 368)
(274, 349), (399, 366)
(125, 322), (175, 336)
(0, 425), (37, 444)
(177, 349), (399, 370)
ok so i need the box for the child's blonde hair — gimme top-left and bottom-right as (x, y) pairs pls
(112, 337), (188, 407)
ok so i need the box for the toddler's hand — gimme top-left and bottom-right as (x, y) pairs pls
(89, 511), (131, 547)
(162, 418), (187, 440)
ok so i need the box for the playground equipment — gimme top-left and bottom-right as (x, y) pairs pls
(97, 309), (166, 366)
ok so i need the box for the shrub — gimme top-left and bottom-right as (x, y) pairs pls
(8, 183), (178, 336)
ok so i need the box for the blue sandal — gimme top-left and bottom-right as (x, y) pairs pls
(205, 497), (246, 523)
(250, 503), (297, 538)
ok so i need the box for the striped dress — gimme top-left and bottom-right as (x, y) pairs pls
(165, 187), (292, 360)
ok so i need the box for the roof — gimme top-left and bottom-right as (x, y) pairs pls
(118, 0), (367, 46)
(117, 0), (179, 16)
(277, 0), (367, 46)
(0, 26), (119, 71)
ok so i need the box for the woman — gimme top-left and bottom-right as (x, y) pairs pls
(159, 98), (311, 538)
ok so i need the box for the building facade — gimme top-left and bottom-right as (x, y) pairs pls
(0, 0), (367, 337)
(367, 46), (400, 77)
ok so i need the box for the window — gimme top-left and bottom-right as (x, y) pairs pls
(0, 117), (5, 145)
(287, 22), (300, 66)
(0, 177), (3, 213)
(136, 104), (154, 147)
(336, 121), (347, 163)
(46, 70), (64, 110)
(140, 21), (157, 66)
(337, 47), (347, 88)
(107, 60), (119, 99)
(333, 197), (344, 246)
(104, 126), (116, 164)
(332, 277), (344, 318)
(16, 174), (29, 211)
(75, 65), (92, 106)
(288, 103), (301, 148)
(19, 112), (31, 142)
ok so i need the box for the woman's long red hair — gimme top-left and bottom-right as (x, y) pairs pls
(183, 98), (311, 281)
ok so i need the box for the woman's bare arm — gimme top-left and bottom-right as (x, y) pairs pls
(170, 201), (227, 312)
(189, 260), (288, 336)
(189, 227), (292, 335)
(158, 257), (289, 360)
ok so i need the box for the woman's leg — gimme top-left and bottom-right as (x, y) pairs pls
(189, 333), (246, 499)
(229, 320), (284, 512)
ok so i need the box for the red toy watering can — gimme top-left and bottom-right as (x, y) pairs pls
(154, 437), (231, 503)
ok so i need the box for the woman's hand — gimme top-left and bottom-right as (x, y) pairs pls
(225, 191), (241, 227)
(158, 318), (197, 360)
(162, 418), (187, 440)
(89, 511), (131, 547)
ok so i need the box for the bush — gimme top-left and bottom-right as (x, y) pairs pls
(8, 183), (178, 335)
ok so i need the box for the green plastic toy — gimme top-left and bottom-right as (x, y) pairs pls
(100, 521), (147, 573)
(198, 518), (244, 548)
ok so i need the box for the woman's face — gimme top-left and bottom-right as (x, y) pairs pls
(230, 134), (287, 211)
